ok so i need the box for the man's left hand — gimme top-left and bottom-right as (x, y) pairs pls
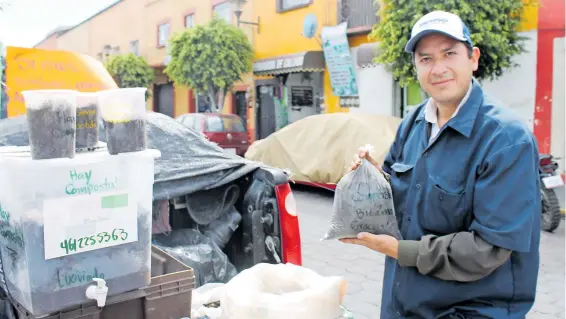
(340, 233), (399, 259)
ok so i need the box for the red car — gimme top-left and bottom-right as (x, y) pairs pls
(177, 113), (250, 156)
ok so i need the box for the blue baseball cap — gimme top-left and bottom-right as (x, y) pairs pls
(405, 10), (473, 53)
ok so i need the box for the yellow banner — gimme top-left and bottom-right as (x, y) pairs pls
(5, 47), (118, 117)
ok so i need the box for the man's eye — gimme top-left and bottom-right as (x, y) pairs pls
(420, 57), (431, 63)
(446, 51), (456, 56)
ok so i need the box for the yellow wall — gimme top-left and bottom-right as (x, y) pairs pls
(251, 0), (377, 115)
(520, 0), (539, 31)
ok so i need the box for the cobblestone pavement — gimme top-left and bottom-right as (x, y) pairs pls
(293, 186), (565, 319)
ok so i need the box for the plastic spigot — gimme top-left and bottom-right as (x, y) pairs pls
(85, 278), (109, 307)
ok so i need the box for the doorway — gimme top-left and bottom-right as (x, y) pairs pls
(233, 91), (247, 128)
(256, 85), (276, 140)
(154, 83), (174, 118)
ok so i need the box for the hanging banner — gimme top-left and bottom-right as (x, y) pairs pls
(321, 22), (359, 97)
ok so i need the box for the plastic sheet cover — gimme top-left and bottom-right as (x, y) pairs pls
(0, 112), (270, 200)
(245, 113), (401, 185)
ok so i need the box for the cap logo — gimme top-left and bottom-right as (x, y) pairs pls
(419, 18), (449, 28)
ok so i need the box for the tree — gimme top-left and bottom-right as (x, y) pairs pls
(104, 53), (155, 100)
(165, 17), (254, 112)
(370, 0), (538, 86)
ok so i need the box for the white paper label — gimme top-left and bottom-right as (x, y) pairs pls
(43, 191), (137, 260)
(542, 175), (564, 189)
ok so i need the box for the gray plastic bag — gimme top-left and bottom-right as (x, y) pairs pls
(323, 158), (402, 240)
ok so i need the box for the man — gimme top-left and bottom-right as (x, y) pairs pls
(343, 10), (540, 319)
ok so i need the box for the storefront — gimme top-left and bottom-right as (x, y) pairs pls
(252, 51), (325, 139)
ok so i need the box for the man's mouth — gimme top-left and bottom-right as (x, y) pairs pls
(431, 79), (453, 85)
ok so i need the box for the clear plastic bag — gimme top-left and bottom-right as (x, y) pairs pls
(191, 283), (225, 319)
(323, 146), (401, 240)
(220, 263), (347, 319)
(152, 229), (238, 287)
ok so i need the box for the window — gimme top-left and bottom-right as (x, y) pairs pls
(185, 14), (194, 28)
(206, 116), (224, 132)
(181, 115), (195, 129)
(130, 40), (139, 56)
(213, 2), (231, 23)
(222, 116), (246, 132)
(277, 0), (312, 12)
(157, 22), (170, 47)
(291, 86), (314, 106)
(196, 94), (211, 113)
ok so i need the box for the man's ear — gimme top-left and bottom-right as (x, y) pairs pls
(471, 47), (480, 71)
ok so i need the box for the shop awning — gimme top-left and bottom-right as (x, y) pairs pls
(253, 51), (325, 76)
(356, 43), (379, 68)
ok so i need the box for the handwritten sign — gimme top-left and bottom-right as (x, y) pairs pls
(321, 23), (359, 97)
(65, 169), (118, 196)
(56, 267), (105, 290)
(43, 191), (137, 260)
(5, 46), (118, 117)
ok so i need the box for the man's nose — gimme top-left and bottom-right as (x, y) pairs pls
(430, 59), (449, 77)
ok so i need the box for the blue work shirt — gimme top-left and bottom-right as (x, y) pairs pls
(381, 78), (541, 318)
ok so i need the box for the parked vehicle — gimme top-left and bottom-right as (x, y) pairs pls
(177, 113), (250, 157)
(245, 113), (402, 190)
(539, 153), (563, 232)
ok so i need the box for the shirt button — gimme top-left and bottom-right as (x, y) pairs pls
(407, 216), (412, 222)
(424, 152), (428, 157)
(395, 281), (400, 287)
(438, 195), (443, 201)
(397, 311), (401, 316)
(416, 184), (421, 189)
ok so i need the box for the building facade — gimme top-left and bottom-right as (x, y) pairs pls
(37, 0), (255, 123)
(31, 0), (564, 157)
(250, 0), (392, 140)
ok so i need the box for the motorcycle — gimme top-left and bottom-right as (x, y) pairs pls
(539, 154), (563, 232)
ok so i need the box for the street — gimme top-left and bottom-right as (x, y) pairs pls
(294, 185), (566, 319)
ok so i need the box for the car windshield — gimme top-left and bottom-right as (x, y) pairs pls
(206, 116), (246, 132)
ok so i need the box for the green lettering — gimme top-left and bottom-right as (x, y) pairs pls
(65, 184), (77, 195)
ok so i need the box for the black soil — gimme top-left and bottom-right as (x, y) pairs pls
(103, 119), (147, 155)
(26, 101), (76, 160)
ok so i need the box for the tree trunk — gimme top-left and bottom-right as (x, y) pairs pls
(216, 87), (226, 113)
(207, 86), (217, 113)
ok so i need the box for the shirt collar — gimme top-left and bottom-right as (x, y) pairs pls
(424, 82), (473, 124)
(416, 78), (483, 138)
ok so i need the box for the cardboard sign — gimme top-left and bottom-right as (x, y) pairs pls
(5, 46), (118, 117)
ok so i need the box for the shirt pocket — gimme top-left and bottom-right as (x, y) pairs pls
(390, 162), (414, 224)
(421, 180), (468, 235)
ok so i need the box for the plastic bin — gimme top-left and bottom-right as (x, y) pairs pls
(10, 246), (195, 319)
(0, 147), (160, 317)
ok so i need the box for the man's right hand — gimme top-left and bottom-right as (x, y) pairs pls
(349, 147), (382, 172)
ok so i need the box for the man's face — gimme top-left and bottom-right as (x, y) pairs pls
(413, 33), (480, 107)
